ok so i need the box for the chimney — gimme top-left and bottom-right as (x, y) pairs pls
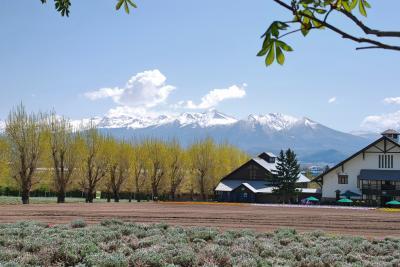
(381, 129), (399, 142)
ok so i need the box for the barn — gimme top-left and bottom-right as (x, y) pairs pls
(215, 152), (319, 203)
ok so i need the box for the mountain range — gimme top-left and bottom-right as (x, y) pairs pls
(66, 109), (375, 164)
(0, 109), (379, 164)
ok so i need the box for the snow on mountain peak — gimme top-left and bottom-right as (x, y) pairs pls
(176, 109), (238, 128)
(247, 113), (301, 130)
(69, 109), (238, 130)
(0, 111), (320, 133)
(246, 113), (320, 131)
(302, 117), (318, 129)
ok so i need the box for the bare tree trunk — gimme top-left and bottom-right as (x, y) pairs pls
(135, 189), (141, 202)
(113, 190), (120, 202)
(170, 189), (176, 201)
(152, 184), (158, 201)
(57, 189), (66, 203)
(21, 187), (30, 204)
(86, 188), (94, 203)
(199, 174), (207, 201)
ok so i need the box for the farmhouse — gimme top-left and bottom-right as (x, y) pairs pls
(314, 129), (400, 206)
(215, 152), (319, 203)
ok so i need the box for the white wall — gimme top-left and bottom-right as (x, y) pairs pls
(322, 139), (400, 199)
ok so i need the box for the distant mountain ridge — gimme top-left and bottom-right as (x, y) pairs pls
(0, 109), (376, 164)
(76, 109), (372, 164)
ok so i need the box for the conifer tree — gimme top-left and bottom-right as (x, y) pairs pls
(273, 149), (300, 204)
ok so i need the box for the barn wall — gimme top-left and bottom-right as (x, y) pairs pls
(224, 160), (273, 180)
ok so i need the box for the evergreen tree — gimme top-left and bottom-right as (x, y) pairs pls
(273, 149), (300, 204)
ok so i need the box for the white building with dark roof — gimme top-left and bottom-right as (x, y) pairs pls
(314, 129), (400, 206)
(215, 152), (319, 203)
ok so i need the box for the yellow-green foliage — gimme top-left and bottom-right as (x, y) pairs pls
(1, 106), (249, 198)
(0, 136), (13, 188)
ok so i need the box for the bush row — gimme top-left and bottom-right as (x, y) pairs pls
(1, 219), (399, 266)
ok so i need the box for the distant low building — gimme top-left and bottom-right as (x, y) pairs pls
(307, 166), (324, 177)
(314, 129), (400, 206)
(215, 152), (320, 203)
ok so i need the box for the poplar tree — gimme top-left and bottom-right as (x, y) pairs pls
(81, 124), (108, 203)
(5, 104), (45, 204)
(189, 138), (216, 201)
(166, 140), (185, 200)
(47, 113), (79, 203)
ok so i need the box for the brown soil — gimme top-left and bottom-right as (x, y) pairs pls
(0, 202), (399, 238)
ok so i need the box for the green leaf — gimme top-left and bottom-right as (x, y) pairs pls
(342, 1), (351, 12)
(359, 0), (367, 16)
(124, 1), (130, 14)
(275, 40), (293, 52)
(350, 0), (358, 9)
(301, 22), (311, 36)
(336, 0), (343, 9)
(127, 0), (138, 8)
(116, 0), (124, 10)
(312, 19), (322, 28)
(257, 44), (270, 57)
(276, 46), (285, 65)
(302, 9), (313, 17)
(364, 0), (371, 8)
(271, 24), (279, 38)
(265, 42), (275, 66)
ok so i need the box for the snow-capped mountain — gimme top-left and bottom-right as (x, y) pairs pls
(246, 113), (314, 131)
(0, 110), (373, 164)
(72, 109), (238, 129)
(85, 110), (370, 163)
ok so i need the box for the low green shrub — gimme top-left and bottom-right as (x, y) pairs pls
(0, 220), (399, 266)
(70, 218), (87, 228)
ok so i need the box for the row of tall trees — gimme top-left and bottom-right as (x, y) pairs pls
(0, 105), (249, 204)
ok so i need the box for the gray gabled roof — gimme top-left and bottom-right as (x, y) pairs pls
(214, 179), (320, 194)
(252, 157), (310, 183)
(359, 169), (400, 181)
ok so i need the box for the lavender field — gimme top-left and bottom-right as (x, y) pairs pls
(0, 219), (399, 267)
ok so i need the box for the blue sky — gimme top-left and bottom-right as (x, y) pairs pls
(1, 0), (399, 132)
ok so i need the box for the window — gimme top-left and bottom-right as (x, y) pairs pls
(395, 181), (400, 190)
(338, 174), (348, 184)
(379, 155), (394, 168)
(363, 194), (376, 200)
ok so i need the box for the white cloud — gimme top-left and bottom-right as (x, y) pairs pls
(106, 106), (148, 117)
(84, 88), (123, 101)
(84, 69), (175, 108)
(178, 84), (246, 109)
(361, 110), (400, 132)
(328, 97), (336, 104)
(383, 97), (400, 105)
